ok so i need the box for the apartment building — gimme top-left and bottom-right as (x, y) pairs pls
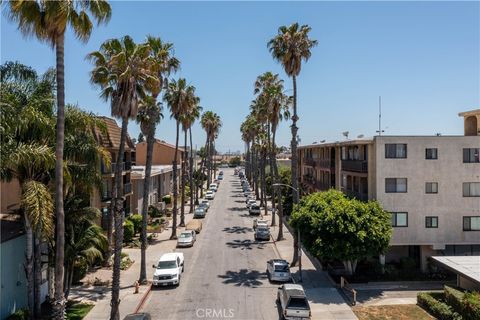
(131, 165), (174, 214)
(136, 139), (185, 166)
(92, 117), (136, 227)
(298, 110), (480, 270)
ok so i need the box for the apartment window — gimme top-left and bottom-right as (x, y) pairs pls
(425, 182), (438, 194)
(385, 178), (408, 193)
(425, 216), (438, 228)
(391, 212), (408, 227)
(463, 216), (480, 231)
(425, 148), (438, 160)
(385, 144), (407, 159)
(463, 148), (480, 163)
(463, 182), (480, 197)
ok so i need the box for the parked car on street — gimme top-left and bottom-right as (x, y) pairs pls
(253, 218), (268, 230)
(123, 313), (152, 320)
(246, 199), (256, 208)
(209, 183), (218, 192)
(205, 190), (215, 200)
(186, 220), (202, 233)
(245, 194), (255, 204)
(200, 199), (210, 210)
(152, 252), (185, 286)
(243, 189), (252, 196)
(194, 206), (206, 218)
(277, 284), (311, 319)
(177, 230), (196, 247)
(267, 259), (291, 282)
(198, 202), (209, 212)
(254, 225), (270, 241)
(249, 204), (261, 215)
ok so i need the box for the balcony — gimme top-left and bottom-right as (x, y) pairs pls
(345, 190), (368, 201)
(304, 158), (316, 167)
(341, 160), (368, 173)
(101, 162), (127, 174)
(125, 161), (132, 171)
(317, 159), (335, 171)
(124, 182), (132, 195)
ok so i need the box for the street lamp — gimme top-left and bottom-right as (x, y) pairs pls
(272, 183), (302, 282)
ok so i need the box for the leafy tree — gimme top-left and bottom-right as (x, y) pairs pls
(229, 156), (241, 167)
(290, 190), (392, 275)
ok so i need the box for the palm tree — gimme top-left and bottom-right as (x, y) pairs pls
(88, 35), (158, 320)
(135, 36), (178, 284)
(7, 3), (111, 317)
(201, 111), (222, 185)
(164, 78), (197, 234)
(268, 22), (317, 263)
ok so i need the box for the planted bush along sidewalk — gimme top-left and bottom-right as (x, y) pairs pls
(417, 286), (480, 320)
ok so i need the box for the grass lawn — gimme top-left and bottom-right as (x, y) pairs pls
(353, 304), (434, 320)
(66, 301), (94, 320)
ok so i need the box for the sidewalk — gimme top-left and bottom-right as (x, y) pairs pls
(70, 205), (196, 320)
(264, 208), (358, 320)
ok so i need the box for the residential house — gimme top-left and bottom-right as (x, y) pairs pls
(297, 109), (480, 270)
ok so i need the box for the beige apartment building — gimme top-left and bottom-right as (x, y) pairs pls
(298, 110), (480, 270)
(136, 139), (185, 166)
(91, 117), (136, 227)
(131, 165), (174, 214)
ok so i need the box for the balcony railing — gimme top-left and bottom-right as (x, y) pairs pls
(341, 160), (368, 173)
(317, 159), (335, 170)
(345, 190), (368, 201)
(101, 162), (127, 174)
(304, 158), (316, 167)
(124, 182), (132, 195)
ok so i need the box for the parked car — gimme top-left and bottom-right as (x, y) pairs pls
(123, 313), (152, 320)
(152, 252), (184, 286)
(253, 218), (268, 230)
(205, 190), (215, 200)
(254, 225), (270, 241)
(249, 204), (261, 215)
(177, 230), (196, 247)
(186, 220), (202, 233)
(198, 202), (209, 212)
(194, 206), (206, 218)
(245, 194), (255, 204)
(243, 189), (252, 196)
(217, 175), (223, 180)
(267, 259), (291, 282)
(246, 199), (257, 208)
(200, 199), (210, 210)
(277, 284), (311, 319)
(219, 170), (224, 175)
(209, 183), (218, 192)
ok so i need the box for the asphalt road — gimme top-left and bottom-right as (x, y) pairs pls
(142, 168), (282, 320)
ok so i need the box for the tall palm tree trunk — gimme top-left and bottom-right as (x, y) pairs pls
(110, 117), (128, 320)
(261, 154), (267, 215)
(53, 32), (66, 320)
(180, 130), (187, 227)
(34, 233), (42, 317)
(24, 216), (34, 320)
(273, 130), (284, 240)
(170, 121), (180, 240)
(290, 75), (299, 204)
(253, 150), (259, 200)
(269, 136), (276, 226)
(189, 128), (195, 208)
(206, 137), (211, 187)
(139, 131), (154, 283)
(290, 75), (299, 266)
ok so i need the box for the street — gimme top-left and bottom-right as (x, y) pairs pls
(142, 168), (282, 319)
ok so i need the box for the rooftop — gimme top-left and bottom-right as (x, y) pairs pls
(131, 165), (174, 179)
(431, 256), (480, 285)
(94, 116), (134, 150)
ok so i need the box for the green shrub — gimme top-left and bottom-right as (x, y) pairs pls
(162, 195), (172, 204)
(148, 205), (162, 218)
(445, 286), (465, 316)
(127, 214), (142, 234)
(417, 292), (462, 320)
(123, 219), (134, 243)
(6, 309), (29, 320)
(72, 259), (89, 284)
(463, 291), (480, 320)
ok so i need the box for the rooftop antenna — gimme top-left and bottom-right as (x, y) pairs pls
(376, 96), (385, 135)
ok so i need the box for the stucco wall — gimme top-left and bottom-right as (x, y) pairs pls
(374, 136), (480, 246)
(1, 180), (21, 213)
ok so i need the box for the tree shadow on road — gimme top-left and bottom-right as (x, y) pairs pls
(228, 207), (247, 212)
(225, 239), (266, 250)
(222, 226), (253, 234)
(218, 269), (268, 287)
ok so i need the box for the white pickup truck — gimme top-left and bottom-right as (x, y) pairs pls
(152, 252), (184, 286)
(277, 284), (311, 319)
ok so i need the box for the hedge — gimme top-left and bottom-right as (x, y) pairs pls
(445, 286), (480, 320)
(162, 195), (172, 204)
(127, 214), (142, 234)
(417, 292), (462, 320)
(123, 219), (134, 243)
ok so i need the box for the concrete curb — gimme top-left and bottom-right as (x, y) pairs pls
(134, 283), (152, 313)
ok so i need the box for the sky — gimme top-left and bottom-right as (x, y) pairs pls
(2, 1), (479, 152)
